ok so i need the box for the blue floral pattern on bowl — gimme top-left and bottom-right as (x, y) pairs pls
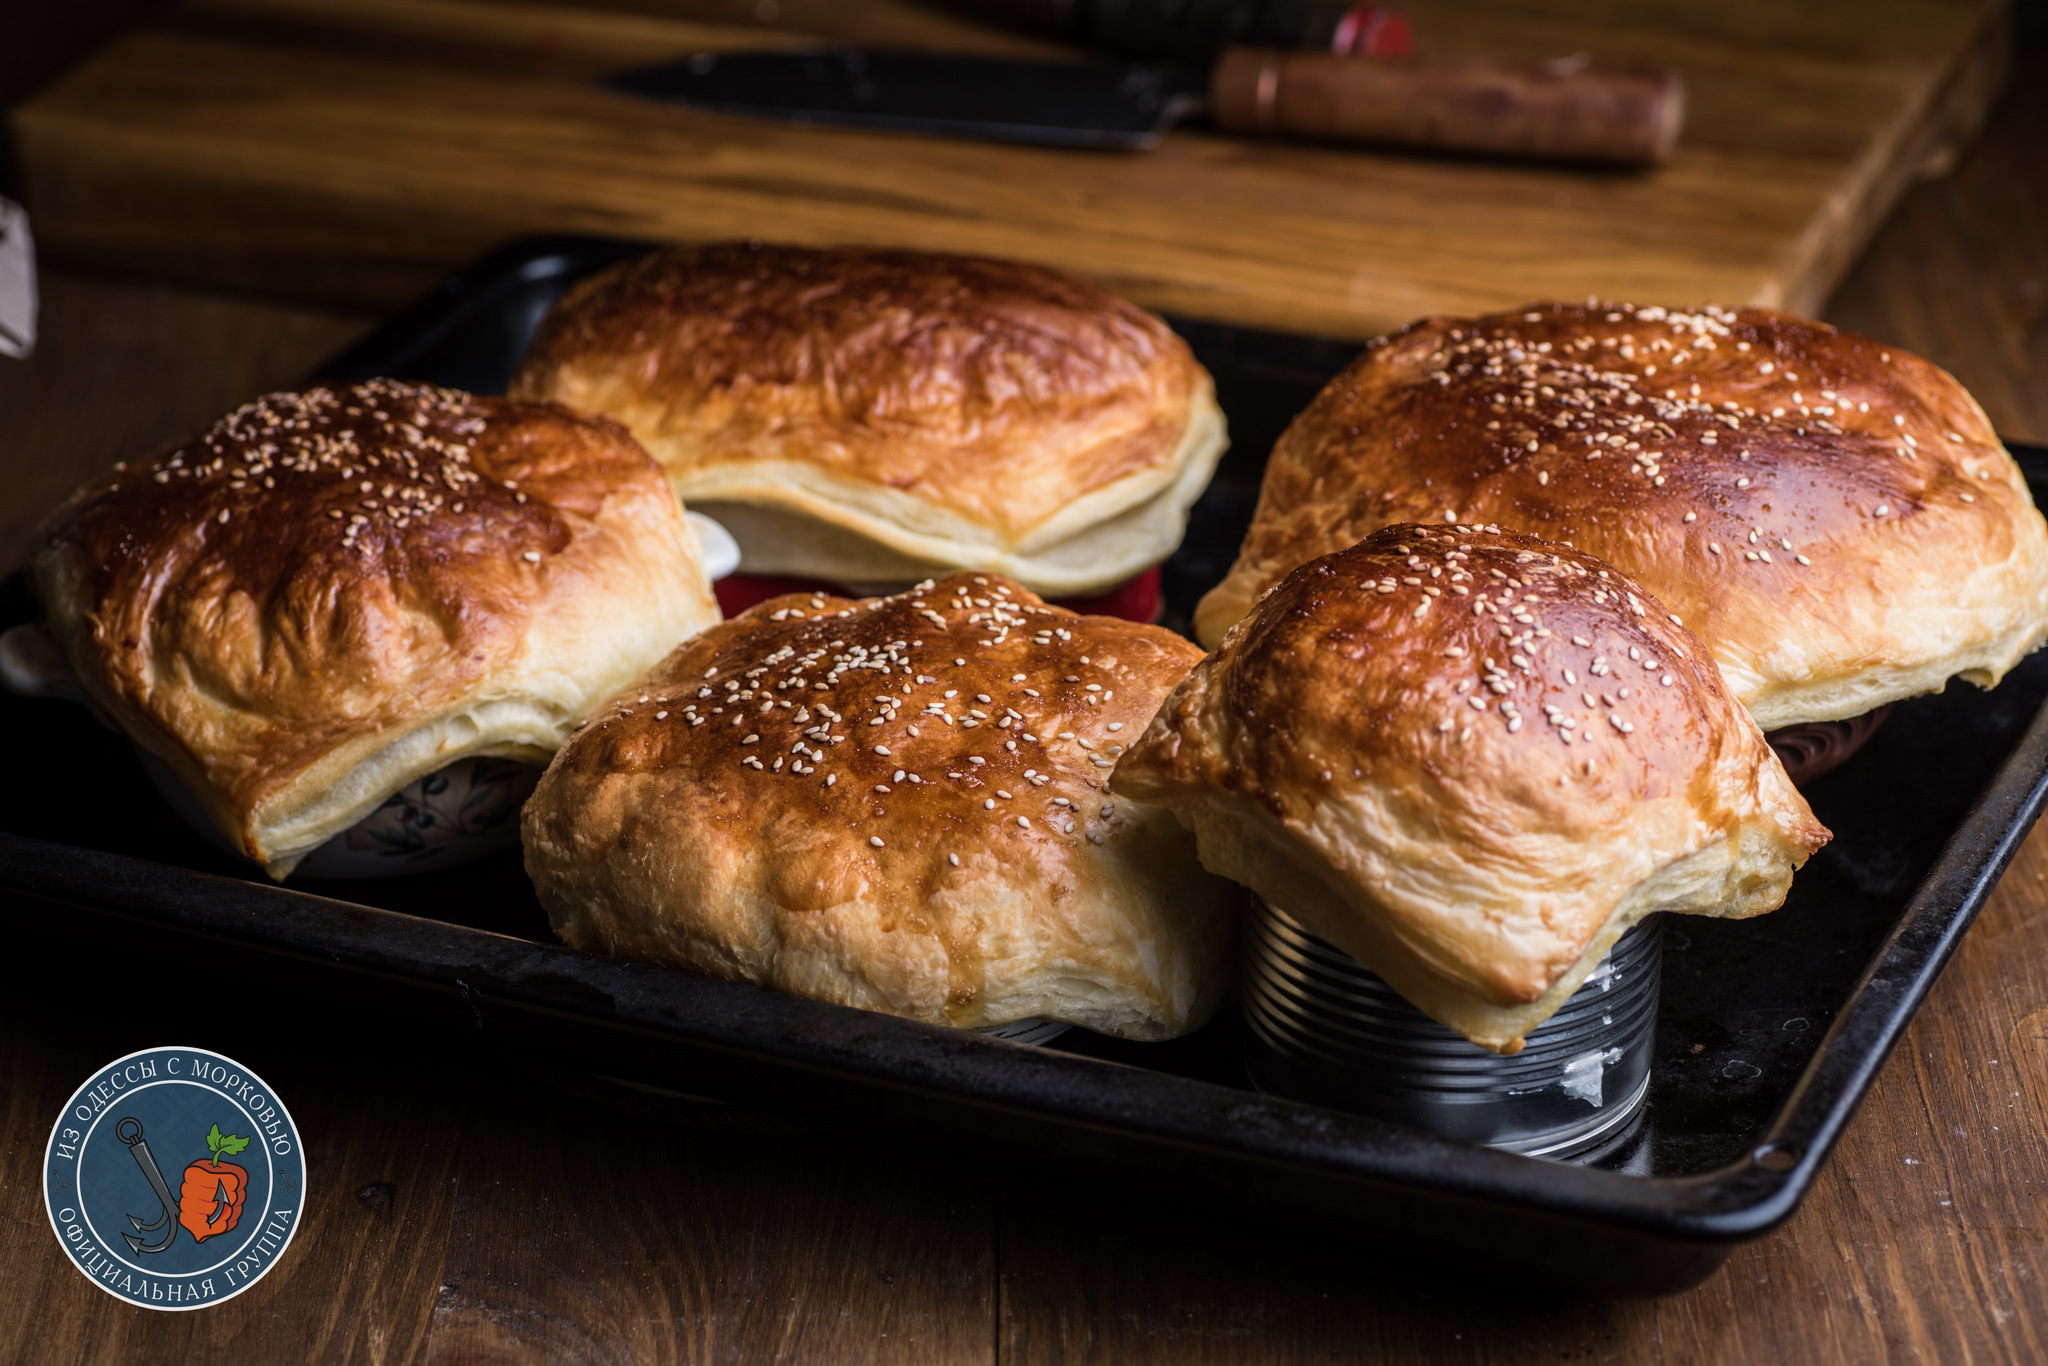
(341, 758), (540, 860)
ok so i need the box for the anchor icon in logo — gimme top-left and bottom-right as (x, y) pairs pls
(115, 1118), (180, 1255)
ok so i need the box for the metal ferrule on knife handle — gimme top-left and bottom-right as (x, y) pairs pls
(1210, 51), (1686, 165)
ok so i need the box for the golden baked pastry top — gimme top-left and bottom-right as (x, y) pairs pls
(511, 242), (1224, 589)
(1122, 523), (1829, 1051)
(34, 378), (718, 876)
(1195, 302), (2048, 730)
(523, 571), (1237, 1039)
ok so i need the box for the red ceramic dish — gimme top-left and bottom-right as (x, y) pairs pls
(712, 565), (1165, 624)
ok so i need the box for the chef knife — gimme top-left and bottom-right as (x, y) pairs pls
(604, 47), (1684, 165)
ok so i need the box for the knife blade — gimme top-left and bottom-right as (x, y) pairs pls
(608, 49), (1208, 151)
(605, 48), (1685, 165)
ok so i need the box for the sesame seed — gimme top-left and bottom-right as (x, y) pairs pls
(873, 745), (891, 755)
(870, 837), (885, 848)
(522, 551), (540, 563)
(1017, 817), (1030, 829)
(948, 853), (960, 866)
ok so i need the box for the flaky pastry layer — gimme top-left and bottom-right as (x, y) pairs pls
(523, 573), (1238, 1039)
(1195, 303), (2048, 729)
(34, 380), (721, 877)
(1120, 524), (1829, 1051)
(511, 243), (1227, 592)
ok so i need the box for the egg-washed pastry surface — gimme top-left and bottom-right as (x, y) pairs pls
(510, 242), (1227, 596)
(1121, 524), (1829, 1052)
(32, 379), (720, 879)
(1195, 302), (2048, 730)
(523, 573), (1238, 1040)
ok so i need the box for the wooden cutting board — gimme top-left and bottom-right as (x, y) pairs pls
(10, 0), (2009, 340)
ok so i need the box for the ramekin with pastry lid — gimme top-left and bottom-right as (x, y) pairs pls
(522, 571), (1239, 1042)
(9, 378), (721, 879)
(509, 242), (1229, 624)
(1193, 303), (2048, 782)
(1117, 523), (1830, 1155)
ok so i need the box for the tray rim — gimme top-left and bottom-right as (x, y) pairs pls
(11, 233), (2048, 1292)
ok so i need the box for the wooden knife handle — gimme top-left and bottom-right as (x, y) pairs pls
(1210, 50), (1685, 165)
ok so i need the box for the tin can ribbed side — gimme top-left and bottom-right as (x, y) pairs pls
(1243, 899), (1661, 1160)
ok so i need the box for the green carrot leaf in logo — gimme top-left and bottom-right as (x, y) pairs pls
(205, 1123), (251, 1165)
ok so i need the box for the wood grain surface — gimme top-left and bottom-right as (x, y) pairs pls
(5, 0), (2011, 339)
(1, 32), (2046, 1366)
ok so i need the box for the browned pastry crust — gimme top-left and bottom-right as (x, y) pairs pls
(33, 379), (721, 878)
(1120, 524), (1829, 1052)
(522, 572), (1238, 1040)
(509, 243), (1227, 594)
(1194, 303), (2048, 730)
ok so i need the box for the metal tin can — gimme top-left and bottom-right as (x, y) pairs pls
(1243, 899), (1661, 1160)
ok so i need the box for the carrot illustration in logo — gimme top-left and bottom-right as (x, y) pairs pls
(178, 1124), (251, 1243)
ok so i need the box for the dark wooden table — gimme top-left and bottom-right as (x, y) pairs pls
(2, 43), (2046, 1366)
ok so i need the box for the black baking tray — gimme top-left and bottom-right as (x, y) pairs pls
(7, 235), (2048, 1296)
